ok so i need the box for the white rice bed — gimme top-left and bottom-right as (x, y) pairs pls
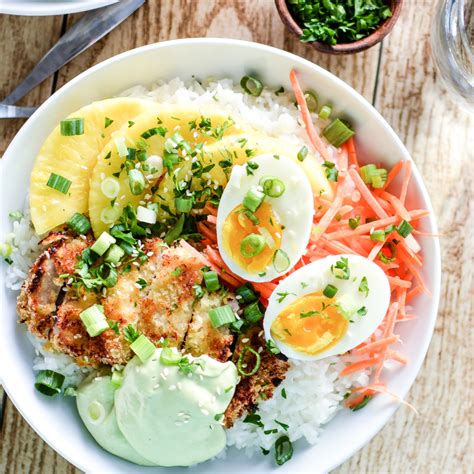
(4, 77), (367, 455)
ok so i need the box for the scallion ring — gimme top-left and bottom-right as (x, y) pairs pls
(128, 169), (145, 195)
(160, 347), (182, 365)
(34, 370), (65, 396)
(60, 117), (84, 136)
(203, 271), (220, 292)
(243, 187), (264, 213)
(240, 234), (266, 257)
(237, 345), (261, 376)
(46, 173), (72, 194)
(79, 304), (109, 337)
(322, 118), (355, 147)
(275, 435), (293, 465)
(259, 176), (286, 198)
(67, 213), (91, 235)
(304, 90), (319, 113)
(130, 334), (156, 362)
(240, 75), (263, 97)
(209, 305), (236, 328)
(273, 248), (290, 273)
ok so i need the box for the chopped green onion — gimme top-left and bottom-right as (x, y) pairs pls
(111, 370), (123, 388)
(175, 197), (193, 214)
(349, 216), (361, 229)
(0, 243), (13, 259)
(273, 249), (290, 273)
(259, 176), (286, 198)
(243, 187), (264, 213)
(136, 205), (157, 224)
(323, 284), (338, 298)
(370, 169), (388, 188)
(64, 387), (77, 397)
(67, 213), (91, 235)
(235, 283), (258, 304)
(360, 164), (377, 184)
(60, 117), (84, 136)
(128, 169), (145, 195)
(322, 160), (339, 182)
(80, 304), (109, 337)
(34, 370), (65, 396)
(240, 75), (263, 97)
(209, 305), (236, 328)
(323, 118), (355, 147)
(9, 210), (23, 222)
(46, 173), (71, 194)
(359, 276), (369, 297)
(160, 347), (182, 365)
(297, 145), (308, 162)
(99, 264), (118, 288)
(266, 339), (281, 355)
(237, 345), (261, 376)
(130, 334), (155, 362)
(141, 127), (167, 139)
(101, 177), (120, 199)
(243, 302), (263, 324)
(114, 136), (128, 157)
(319, 104), (332, 119)
(203, 271), (220, 291)
(240, 234), (266, 257)
(351, 395), (373, 411)
(100, 205), (121, 225)
(275, 435), (293, 465)
(370, 230), (385, 242)
(164, 213), (185, 245)
(331, 256), (350, 280)
(304, 90), (319, 112)
(104, 117), (114, 128)
(91, 231), (116, 256)
(396, 220), (413, 238)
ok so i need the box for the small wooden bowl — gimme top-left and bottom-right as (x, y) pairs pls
(275, 0), (403, 55)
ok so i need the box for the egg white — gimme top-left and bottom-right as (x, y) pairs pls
(216, 154), (314, 283)
(263, 255), (391, 361)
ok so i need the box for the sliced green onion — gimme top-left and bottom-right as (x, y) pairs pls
(360, 164), (377, 184)
(396, 220), (413, 238)
(160, 347), (182, 365)
(275, 435), (293, 465)
(243, 302), (263, 324)
(297, 145), (308, 162)
(141, 127), (167, 139)
(67, 213), (91, 235)
(273, 249), (290, 273)
(104, 117), (114, 128)
(60, 117), (84, 136)
(145, 155), (163, 178)
(349, 216), (361, 229)
(240, 234), (266, 257)
(130, 334), (155, 362)
(91, 231), (116, 256)
(243, 187), (264, 213)
(64, 387), (77, 397)
(323, 118), (355, 147)
(230, 319), (245, 333)
(101, 177), (120, 199)
(100, 206), (121, 225)
(136, 205), (157, 224)
(111, 370), (123, 388)
(266, 339), (281, 355)
(128, 169), (145, 195)
(237, 345), (261, 376)
(203, 271), (220, 291)
(114, 136), (128, 157)
(46, 173), (71, 194)
(323, 284), (338, 298)
(370, 169), (388, 189)
(259, 176), (286, 198)
(105, 244), (125, 264)
(319, 104), (332, 119)
(235, 283), (258, 304)
(34, 370), (65, 396)
(175, 197), (193, 214)
(304, 90), (319, 112)
(80, 304), (109, 337)
(164, 213), (185, 245)
(9, 210), (23, 222)
(240, 75), (263, 97)
(370, 230), (386, 242)
(0, 242), (13, 259)
(209, 305), (236, 328)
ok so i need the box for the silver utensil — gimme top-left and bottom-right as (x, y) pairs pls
(0, 0), (145, 119)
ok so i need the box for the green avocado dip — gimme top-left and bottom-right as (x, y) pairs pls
(76, 348), (238, 466)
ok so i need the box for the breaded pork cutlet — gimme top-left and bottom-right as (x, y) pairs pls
(18, 235), (234, 366)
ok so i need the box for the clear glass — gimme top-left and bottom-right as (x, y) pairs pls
(431, 0), (474, 109)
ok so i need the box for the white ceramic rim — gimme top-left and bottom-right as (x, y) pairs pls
(0, 38), (441, 473)
(0, 0), (118, 16)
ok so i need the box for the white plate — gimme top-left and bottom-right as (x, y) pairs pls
(0, 0), (118, 16)
(0, 39), (441, 473)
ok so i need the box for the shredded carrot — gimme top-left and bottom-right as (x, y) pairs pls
(340, 357), (381, 376)
(368, 240), (385, 261)
(346, 137), (359, 169)
(197, 222), (217, 243)
(289, 69), (330, 162)
(387, 276), (412, 289)
(381, 191), (411, 221)
(400, 160), (412, 204)
(355, 336), (400, 355)
(349, 166), (388, 219)
(350, 384), (418, 414)
(379, 160), (404, 192)
(207, 215), (217, 225)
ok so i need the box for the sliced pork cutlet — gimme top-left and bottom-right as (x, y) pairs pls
(184, 292), (233, 362)
(224, 325), (290, 428)
(17, 231), (93, 339)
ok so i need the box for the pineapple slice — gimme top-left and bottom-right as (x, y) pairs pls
(89, 106), (242, 236)
(29, 98), (155, 235)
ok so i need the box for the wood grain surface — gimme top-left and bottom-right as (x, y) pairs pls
(0, 1), (472, 473)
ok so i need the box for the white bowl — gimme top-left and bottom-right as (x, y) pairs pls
(0, 0), (118, 16)
(0, 39), (441, 473)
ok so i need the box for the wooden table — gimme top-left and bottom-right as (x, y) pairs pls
(0, 1), (472, 472)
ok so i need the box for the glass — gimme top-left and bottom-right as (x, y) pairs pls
(431, 0), (474, 109)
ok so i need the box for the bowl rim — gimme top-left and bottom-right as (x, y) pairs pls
(274, 0), (404, 54)
(0, 0), (119, 16)
(0, 37), (441, 473)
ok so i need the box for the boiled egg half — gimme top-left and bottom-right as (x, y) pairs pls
(216, 154), (314, 283)
(263, 255), (391, 361)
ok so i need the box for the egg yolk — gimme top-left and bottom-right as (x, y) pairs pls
(222, 203), (283, 274)
(270, 292), (348, 355)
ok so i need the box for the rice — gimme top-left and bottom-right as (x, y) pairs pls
(3, 77), (365, 456)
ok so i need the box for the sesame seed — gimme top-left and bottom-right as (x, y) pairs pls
(177, 382), (183, 390)
(160, 372), (167, 381)
(201, 409), (209, 416)
(242, 338), (250, 343)
(169, 385), (176, 391)
(153, 383), (160, 389)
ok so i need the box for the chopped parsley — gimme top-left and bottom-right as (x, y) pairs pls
(276, 291), (295, 303)
(104, 117), (114, 128)
(123, 324), (140, 343)
(136, 278), (147, 290)
(358, 276), (369, 297)
(331, 256), (350, 280)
